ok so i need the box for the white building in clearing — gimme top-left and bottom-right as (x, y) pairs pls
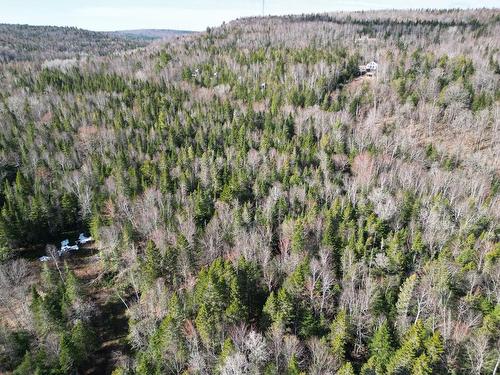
(358, 61), (378, 76)
(366, 61), (378, 71)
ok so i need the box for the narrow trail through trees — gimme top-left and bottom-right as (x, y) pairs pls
(65, 249), (130, 375)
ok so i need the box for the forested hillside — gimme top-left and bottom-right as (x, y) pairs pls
(0, 24), (147, 62)
(0, 9), (499, 375)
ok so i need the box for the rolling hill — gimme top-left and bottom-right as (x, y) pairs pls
(0, 8), (499, 375)
(0, 23), (148, 62)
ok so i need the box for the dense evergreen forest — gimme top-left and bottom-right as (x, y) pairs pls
(0, 8), (499, 375)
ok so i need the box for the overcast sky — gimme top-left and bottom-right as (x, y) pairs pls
(1, 0), (499, 31)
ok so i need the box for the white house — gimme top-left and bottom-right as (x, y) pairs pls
(366, 61), (378, 71)
(358, 61), (378, 76)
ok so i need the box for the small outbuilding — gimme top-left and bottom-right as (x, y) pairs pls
(78, 233), (93, 244)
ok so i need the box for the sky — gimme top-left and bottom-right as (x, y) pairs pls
(1, 0), (499, 31)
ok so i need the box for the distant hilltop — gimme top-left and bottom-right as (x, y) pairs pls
(0, 24), (195, 62)
(0, 23), (147, 62)
(106, 29), (195, 40)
